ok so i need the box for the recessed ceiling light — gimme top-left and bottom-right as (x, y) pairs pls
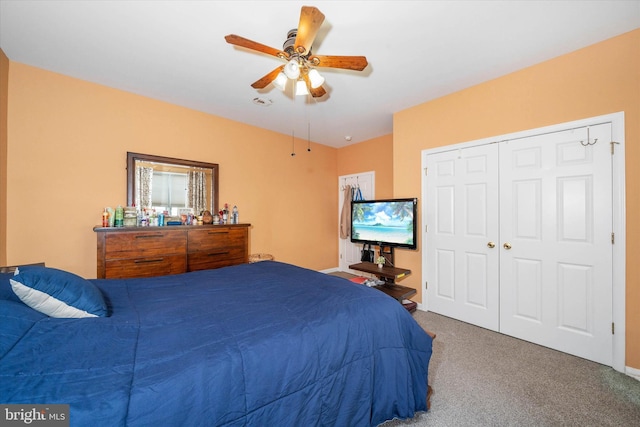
(252, 97), (273, 106)
(345, 136), (352, 141)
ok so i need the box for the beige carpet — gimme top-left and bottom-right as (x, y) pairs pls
(383, 310), (640, 426)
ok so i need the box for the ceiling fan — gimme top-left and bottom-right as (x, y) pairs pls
(224, 6), (368, 98)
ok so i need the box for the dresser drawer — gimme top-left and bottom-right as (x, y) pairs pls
(105, 254), (187, 279)
(104, 230), (187, 259)
(187, 228), (247, 252)
(187, 247), (246, 271)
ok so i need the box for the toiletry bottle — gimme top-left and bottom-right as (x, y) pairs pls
(115, 205), (124, 227)
(102, 208), (110, 227)
(232, 206), (239, 224)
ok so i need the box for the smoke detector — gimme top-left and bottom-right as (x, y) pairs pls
(252, 97), (273, 106)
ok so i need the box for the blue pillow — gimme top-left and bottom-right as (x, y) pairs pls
(0, 272), (20, 302)
(0, 299), (46, 358)
(10, 267), (108, 318)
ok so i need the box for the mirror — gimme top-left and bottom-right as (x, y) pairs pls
(127, 152), (219, 217)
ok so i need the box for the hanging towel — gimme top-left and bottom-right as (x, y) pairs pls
(353, 186), (364, 201)
(339, 185), (352, 239)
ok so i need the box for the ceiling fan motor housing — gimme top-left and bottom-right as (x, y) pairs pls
(283, 29), (297, 55)
(283, 29), (312, 58)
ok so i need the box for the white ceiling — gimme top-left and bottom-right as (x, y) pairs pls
(1, 1), (639, 148)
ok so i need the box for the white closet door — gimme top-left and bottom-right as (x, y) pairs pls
(499, 124), (613, 365)
(425, 144), (500, 330)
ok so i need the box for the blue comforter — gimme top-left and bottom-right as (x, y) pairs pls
(1, 261), (432, 426)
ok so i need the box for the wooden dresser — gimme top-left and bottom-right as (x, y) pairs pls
(94, 224), (250, 279)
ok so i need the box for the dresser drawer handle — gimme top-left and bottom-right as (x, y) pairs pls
(207, 231), (229, 235)
(135, 235), (164, 239)
(134, 258), (165, 264)
(207, 251), (229, 256)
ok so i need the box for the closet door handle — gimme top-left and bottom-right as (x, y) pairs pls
(503, 242), (512, 250)
(487, 242), (495, 248)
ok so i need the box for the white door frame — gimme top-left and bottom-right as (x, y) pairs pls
(421, 112), (626, 373)
(338, 171), (375, 273)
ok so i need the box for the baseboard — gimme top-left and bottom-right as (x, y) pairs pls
(320, 267), (340, 274)
(626, 366), (640, 381)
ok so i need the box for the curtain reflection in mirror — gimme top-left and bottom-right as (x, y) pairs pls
(187, 171), (207, 215)
(136, 166), (153, 209)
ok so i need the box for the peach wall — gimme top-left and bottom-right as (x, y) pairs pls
(0, 49), (8, 265)
(394, 30), (640, 368)
(6, 62), (339, 277)
(337, 133), (394, 199)
(4, 29), (638, 366)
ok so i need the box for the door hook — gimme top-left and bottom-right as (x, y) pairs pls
(580, 127), (597, 146)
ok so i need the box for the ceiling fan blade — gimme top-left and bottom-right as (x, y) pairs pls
(225, 34), (287, 59)
(294, 6), (325, 55)
(310, 85), (326, 98)
(302, 74), (326, 98)
(309, 55), (368, 71)
(251, 65), (285, 89)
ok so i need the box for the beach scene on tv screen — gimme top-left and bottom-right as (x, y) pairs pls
(352, 201), (414, 245)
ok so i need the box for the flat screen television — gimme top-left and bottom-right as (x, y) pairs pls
(350, 198), (418, 250)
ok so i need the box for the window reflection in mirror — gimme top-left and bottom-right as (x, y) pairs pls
(126, 152), (219, 217)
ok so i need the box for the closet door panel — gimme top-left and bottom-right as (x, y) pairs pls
(425, 144), (499, 331)
(499, 124), (613, 365)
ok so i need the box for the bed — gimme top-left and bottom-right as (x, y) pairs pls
(1, 261), (433, 426)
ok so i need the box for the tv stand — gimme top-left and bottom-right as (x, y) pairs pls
(348, 262), (410, 283)
(348, 261), (416, 311)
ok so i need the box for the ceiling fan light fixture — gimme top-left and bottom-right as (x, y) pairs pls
(295, 79), (309, 96)
(225, 6), (367, 99)
(284, 59), (301, 79)
(273, 72), (288, 90)
(307, 69), (325, 89)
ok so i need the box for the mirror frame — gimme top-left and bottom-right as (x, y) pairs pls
(126, 152), (219, 215)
